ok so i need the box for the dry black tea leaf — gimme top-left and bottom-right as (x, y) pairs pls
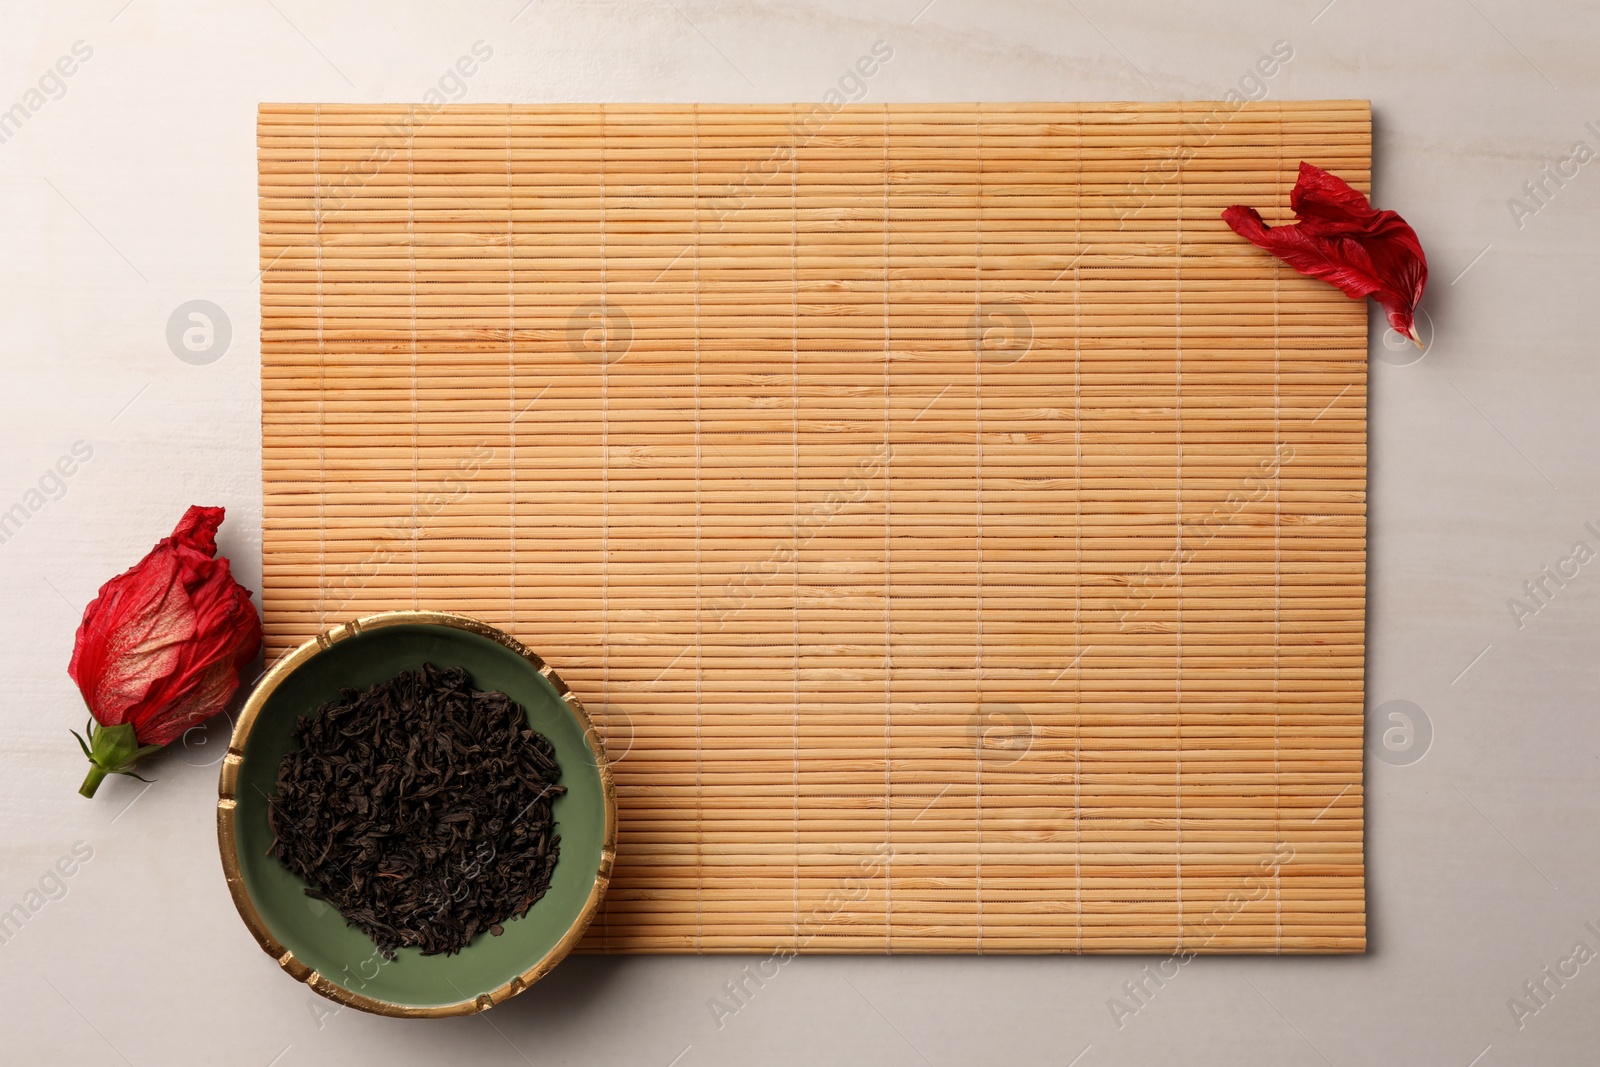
(267, 663), (564, 958)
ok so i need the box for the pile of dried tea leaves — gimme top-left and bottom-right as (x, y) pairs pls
(268, 662), (564, 958)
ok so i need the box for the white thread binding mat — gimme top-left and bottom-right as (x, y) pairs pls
(259, 102), (1368, 953)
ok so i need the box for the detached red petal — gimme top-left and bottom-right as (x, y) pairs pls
(68, 506), (262, 748)
(1222, 162), (1428, 342)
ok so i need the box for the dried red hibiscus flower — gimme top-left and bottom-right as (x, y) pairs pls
(68, 506), (262, 797)
(1222, 161), (1428, 347)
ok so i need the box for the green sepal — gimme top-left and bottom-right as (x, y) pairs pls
(76, 721), (163, 798)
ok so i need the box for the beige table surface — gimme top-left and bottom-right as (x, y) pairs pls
(1, 1), (1595, 1063)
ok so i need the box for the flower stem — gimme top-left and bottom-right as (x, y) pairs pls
(79, 765), (109, 798)
(75, 722), (158, 799)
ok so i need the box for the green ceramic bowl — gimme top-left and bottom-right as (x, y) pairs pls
(218, 611), (616, 1018)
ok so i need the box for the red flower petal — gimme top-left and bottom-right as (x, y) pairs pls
(68, 506), (262, 748)
(1222, 162), (1428, 344)
(66, 543), (197, 729)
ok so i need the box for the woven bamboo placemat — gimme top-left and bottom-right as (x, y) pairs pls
(259, 102), (1367, 954)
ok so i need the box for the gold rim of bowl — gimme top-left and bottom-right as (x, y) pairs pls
(215, 609), (618, 1018)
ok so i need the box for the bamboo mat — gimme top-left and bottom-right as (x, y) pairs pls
(259, 102), (1368, 954)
